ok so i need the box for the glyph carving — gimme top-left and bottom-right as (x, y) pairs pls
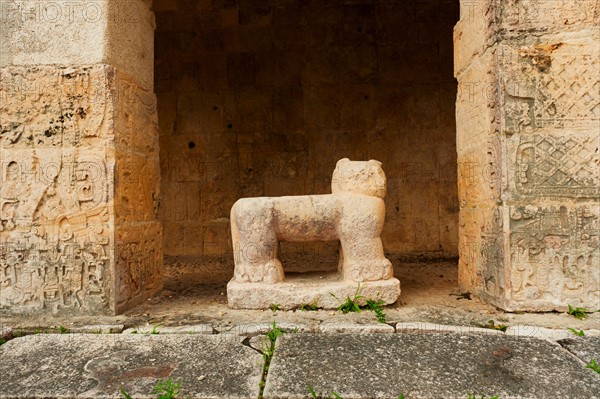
(509, 205), (599, 307)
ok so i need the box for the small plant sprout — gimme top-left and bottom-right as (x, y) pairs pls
(153, 379), (182, 399)
(307, 387), (342, 399)
(330, 284), (389, 323)
(121, 378), (182, 399)
(308, 387), (405, 399)
(567, 327), (585, 336)
(269, 303), (281, 312)
(567, 304), (588, 320)
(258, 322), (285, 399)
(299, 303), (320, 311)
(483, 320), (507, 332)
(150, 325), (161, 335)
(58, 325), (69, 334)
(130, 325), (161, 335)
(467, 395), (499, 399)
(365, 299), (387, 323)
(330, 283), (364, 314)
(586, 359), (600, 374)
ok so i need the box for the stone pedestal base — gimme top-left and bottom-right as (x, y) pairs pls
(227, 273), (401, 310)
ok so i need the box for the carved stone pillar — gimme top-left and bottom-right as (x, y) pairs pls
(455, 0), (599, 310)
(0, 0), (162, 315)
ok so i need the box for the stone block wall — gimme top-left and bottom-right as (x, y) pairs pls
(0, 0), (162, 315)
(154, 0), (460, 264)
(455, 0), (599, 310)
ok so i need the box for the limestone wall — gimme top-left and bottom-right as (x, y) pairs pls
(0, 0), (162, 314)
(455, 0), (600, 310)
(154, 0), (460, 263)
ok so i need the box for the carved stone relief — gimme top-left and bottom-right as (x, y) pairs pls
(509, 205), (599, 307)
(515, 134), (600, 198)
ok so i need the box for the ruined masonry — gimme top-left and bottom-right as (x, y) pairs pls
(0, 0), (598, 315)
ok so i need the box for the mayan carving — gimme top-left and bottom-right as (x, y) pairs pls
(515, 134), (600, 197)
(509, 205), (600, 308)
(228, 159), (400, 310)
(0, 63), (162, 315)
(0, 150), (112, 313)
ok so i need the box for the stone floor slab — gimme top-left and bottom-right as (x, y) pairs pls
(0, 334), (262, 399)
(559, 336), (600, 364)
(263, 333), (600, 399)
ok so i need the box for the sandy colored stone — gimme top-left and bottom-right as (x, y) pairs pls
(0, 326), (11, 340)
(0, 64), (162, 316)
(228, 159), (400, 309)
(70, 325), (124, 334)
(228, 273), (400, 310)
(455, 1), (600, 311)
(225, 322), (311, 336)
(156, 0), (460, 260)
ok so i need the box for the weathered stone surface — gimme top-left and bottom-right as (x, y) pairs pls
(231, 159), (392, 284)
(263, 333), (600, 398)
(228, 273), (400, 310)
(228, 159), (400, 309)
(455, 0), (600, 311)
(0, 65), (116, 314)
(0, 334), (262, 398)
(318, 321), (394, 334)
(0, 64), (162, 315)
(559, 336), (600, 364)
(225, 322), (311, 336)
(0, 326), (11, 340)
(505, 325), (572, 341)
(70, 324), (124, 334)
(395, 322), (502, 335)
(122, 324), (213, 335)
(0, 0), (155, 90)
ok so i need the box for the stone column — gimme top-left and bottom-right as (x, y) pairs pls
(0, 0), (162, 315)
(455, 0), (599, 311)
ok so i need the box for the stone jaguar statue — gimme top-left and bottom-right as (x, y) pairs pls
(230, 158), (393, 284)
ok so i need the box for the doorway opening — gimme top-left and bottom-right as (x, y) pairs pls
(149, 0), (461, 314)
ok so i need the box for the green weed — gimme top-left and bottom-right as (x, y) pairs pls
(585, 359), (600, 374)
(482, 320), (507, 332)
(330, 284), (388, 323)
(130, 325), (161, 335)
(364, 299), (387, 323)
(299, 303), (320, 311)
(121, 378), (182, 399)
(269, 303), (281, 312)
(258, 321), (285, 399)
(567, 327), (585, 337)
(308, 387), (405, 398)
(567, 304), (588, 320)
